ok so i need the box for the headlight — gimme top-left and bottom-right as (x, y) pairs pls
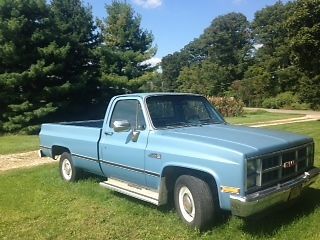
(246, 175), (257, 189)
(246, 158), (261, 190)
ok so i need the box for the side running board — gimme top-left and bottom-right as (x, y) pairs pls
(100, 178), (159, 205)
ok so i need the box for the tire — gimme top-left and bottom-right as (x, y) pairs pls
(174, 175), (216, 230)
(59, 152), (82, 182)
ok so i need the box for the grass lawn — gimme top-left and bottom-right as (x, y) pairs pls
(0, 135), (39, 155)
(226, 110), (304, 125)
(0, 121), (320, 239)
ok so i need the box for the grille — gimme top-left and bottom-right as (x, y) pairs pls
(259, 144), (313, 186)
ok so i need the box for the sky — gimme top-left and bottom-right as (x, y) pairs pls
(84, 0), (285, 63)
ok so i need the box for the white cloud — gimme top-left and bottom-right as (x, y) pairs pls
(142, 57), (161, 67)
(133, 0), (162, 9)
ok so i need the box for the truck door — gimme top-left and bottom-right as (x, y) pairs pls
(99, 98), (148, 186)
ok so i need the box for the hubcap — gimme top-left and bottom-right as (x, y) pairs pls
(62, 158), (72, 180)
(183, 194), (193, 214)
(178, 186), (195, 222)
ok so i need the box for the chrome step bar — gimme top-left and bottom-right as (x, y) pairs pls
(99, 178), (159, 205)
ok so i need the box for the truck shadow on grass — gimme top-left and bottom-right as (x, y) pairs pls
(81, 175), (320, 235)
(109, 185), (320, 236)
(240, 187), (320, 237)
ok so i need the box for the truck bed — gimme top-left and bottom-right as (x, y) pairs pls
(39, 120), (103, 165)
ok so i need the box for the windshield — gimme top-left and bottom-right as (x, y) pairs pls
(146, 95), (225, 128)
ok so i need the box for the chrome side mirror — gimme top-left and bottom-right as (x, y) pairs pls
(113, 120), (131, 132)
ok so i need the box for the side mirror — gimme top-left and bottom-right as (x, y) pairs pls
(113, 120), (131, 132)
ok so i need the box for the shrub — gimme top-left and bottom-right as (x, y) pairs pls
(262, 92), (310, 110)
(207, 96), (244, 117)
(288, 102), (310, 110)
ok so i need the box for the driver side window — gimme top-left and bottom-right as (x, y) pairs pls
(109, 100), (146, 130)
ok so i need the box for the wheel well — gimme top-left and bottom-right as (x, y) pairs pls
(162, 166), (219, 205)
(52, 145), (70, 159)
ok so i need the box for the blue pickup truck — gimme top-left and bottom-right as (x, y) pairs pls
(39, 93), (319, 229)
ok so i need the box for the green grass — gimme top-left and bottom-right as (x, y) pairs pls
(0, 135), (39, 155)
(1, 121), (320, 239)
(226, 110), (304, 125)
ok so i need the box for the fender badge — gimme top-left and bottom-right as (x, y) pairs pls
(148, 153), (161, 159)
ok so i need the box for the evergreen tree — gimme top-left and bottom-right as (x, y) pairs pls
(45, 0), (100, 119)
(98, 0), (157, 95)
(0, 0), (55, 133)
(0, 0), (99, 133)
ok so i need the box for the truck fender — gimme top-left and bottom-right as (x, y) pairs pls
(158, 163), (222, 207)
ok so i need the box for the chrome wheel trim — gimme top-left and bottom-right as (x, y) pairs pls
(178, 186), (195, 222)
(62, 158), (72, 181)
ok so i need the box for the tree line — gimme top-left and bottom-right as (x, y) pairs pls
(0, 0), (157, 133)
(159, 0), (320, 110)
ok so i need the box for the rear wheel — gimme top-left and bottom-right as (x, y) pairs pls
(174, 175), (216, 230)
(59, 152), (82, 182)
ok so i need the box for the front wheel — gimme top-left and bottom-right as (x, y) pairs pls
(174, 175), (216, 230)
(59, 152), (82, 182)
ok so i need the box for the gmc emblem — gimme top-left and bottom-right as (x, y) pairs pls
(283, 160), (296, 168)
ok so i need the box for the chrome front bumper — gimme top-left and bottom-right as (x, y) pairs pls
(230, 168), (320, 217)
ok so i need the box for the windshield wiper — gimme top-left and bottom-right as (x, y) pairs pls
(199, 119), (221, 125)
(158, 121), (201, 129)
(170, 121), (203, 128)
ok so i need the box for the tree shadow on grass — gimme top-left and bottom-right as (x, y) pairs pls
(240, 187), (320, 237)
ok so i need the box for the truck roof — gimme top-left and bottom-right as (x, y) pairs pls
(115, 92), (201, 99)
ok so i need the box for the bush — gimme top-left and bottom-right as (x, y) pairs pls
(207, 96), (244, 117)
(262, 92), (310, 110)
(288, 102), (310, 110)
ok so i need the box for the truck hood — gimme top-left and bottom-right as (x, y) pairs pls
(160, 124), (312, 157)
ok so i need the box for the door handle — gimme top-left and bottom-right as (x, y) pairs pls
(104, 131), (113, 136)
(131, 130), (140, 142)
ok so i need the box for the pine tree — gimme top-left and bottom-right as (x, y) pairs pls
(0, 0), (100, 133)
(98, 0), (156, 95)
(43, 0), (100, 120)
(0, 0), (56, 133)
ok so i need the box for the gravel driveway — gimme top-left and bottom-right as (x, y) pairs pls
(0, 151), (55, 172)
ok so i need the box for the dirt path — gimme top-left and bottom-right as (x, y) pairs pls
(244, 108), (320, 127)
(0, 151), (55, 172)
